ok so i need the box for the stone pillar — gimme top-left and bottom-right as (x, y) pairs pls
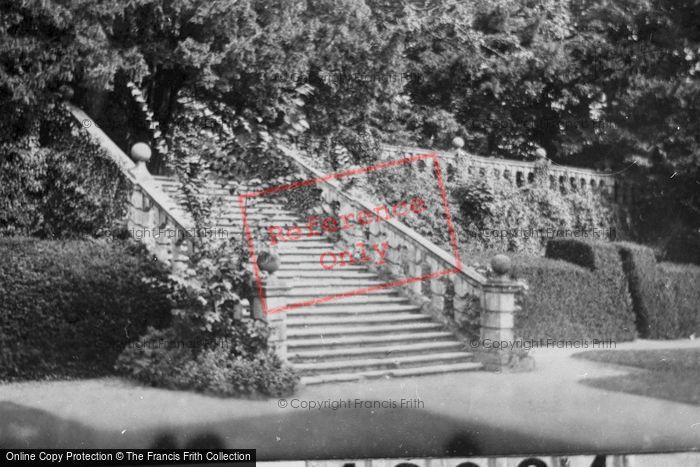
(476, 254), (523, 371)
(250, 276), (289, 362)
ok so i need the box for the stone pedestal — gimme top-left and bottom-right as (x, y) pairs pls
(475, 255), (530, 371)
(250, 276), (289, 362)
(264, 276), (289, 362)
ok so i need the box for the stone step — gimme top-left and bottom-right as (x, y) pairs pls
(289, 279), (386, 288)
(276, 270), (378, 279)
(292, 352), (472, 375)
(279, 236), (334, 244)
(217, 215), (300, 224)
(290, 295), (410, 306)
(154, 175), (476, 385)
(279, 247), (358, 255)
(286, 303), (419, 316)
(280, 255), (363, 263)
(278, 264), (367, 271)
(286, 312), (431, 328)
(276, 242), (337, 249)
(289, 341), (465, 362)
(300, 361), (484, 385)
(287, 321), (443, 338)
(286, 285), (396, 296)
(287, 331), (457, 351)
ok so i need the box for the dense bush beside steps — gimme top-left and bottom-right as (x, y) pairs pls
(115, 321), (299, 397)
(0, 238), (172, 381)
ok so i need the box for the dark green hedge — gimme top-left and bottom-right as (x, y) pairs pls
(543, 239), (636, 340)
(0, 238), (172, 381)
(655, 262), (700, 338)
(466, 247), (636, 341)
(616, 242), (662, 337)
(614, 242), (700, 339)
(507, 254), (636, 342)
(0, 108), (129, 238)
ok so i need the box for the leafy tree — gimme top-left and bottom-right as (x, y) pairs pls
(0, 0), (147, 140)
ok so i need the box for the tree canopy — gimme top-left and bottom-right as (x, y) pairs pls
(1, 0), (699, 247)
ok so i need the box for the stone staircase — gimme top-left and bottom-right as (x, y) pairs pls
(153, 175), (482, 385)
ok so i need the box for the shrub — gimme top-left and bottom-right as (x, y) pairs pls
(544, 239), (636, 341)
(655, 262), (700, 339)
(114, 233), (299, 397)
(0, 108), (130, 238)
(0, 238), (172, 381)
(115, 324), (298, 397)
(332, 126), (382, 166)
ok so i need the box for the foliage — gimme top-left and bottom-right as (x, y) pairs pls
(544, 238), (636, 337)
(615, 242), (661, 337)
(656, 262), (700, 339)
(365, 160), (460, 249)
(452, 166), (618, 255)
(115, 237), (300, 396)
(468, 246), (637, 341)
(0, 106), (130, 238)
(116, 92), (300, 397)
(617, 241), (700, 339)
(116, 326), (298, 397)
(0, 0), (148, 141)
(0, 238), (172, 381)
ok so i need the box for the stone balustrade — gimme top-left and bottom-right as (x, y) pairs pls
(67, 104), (195, 275)
(382, 144), (618, 198)
(281, 146), (528, 371)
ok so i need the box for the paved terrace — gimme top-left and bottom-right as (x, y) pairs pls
(1, 339), (698, 460)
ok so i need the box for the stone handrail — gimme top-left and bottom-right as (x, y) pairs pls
(281, 146), (526, 369)
(382, 144), (616, 193)
(280, 146), (487, 286)
(67, 104), (194, 274)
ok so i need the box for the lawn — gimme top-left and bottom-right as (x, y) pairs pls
(573, 348), (700, 406)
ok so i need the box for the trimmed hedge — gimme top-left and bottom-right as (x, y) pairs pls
(544, 239), (636, 340)
(616, 242), (663, 337)
(511, 255), (615, 340)
(467, 248), (636, 341)
(0, 238), (172, 381)
(653, 262), (700, 339)
(614, 242), (700, 339)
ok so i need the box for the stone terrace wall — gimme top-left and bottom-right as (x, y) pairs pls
(382, 145), (639, 205)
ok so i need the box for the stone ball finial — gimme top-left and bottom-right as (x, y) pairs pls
(452, 136), (465, 150)
(491, 254), (511, 276)
(535, 147), (547, 159)
(130, 142), (152, 162)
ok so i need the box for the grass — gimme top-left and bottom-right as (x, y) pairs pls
(573, 348), (700, 406)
